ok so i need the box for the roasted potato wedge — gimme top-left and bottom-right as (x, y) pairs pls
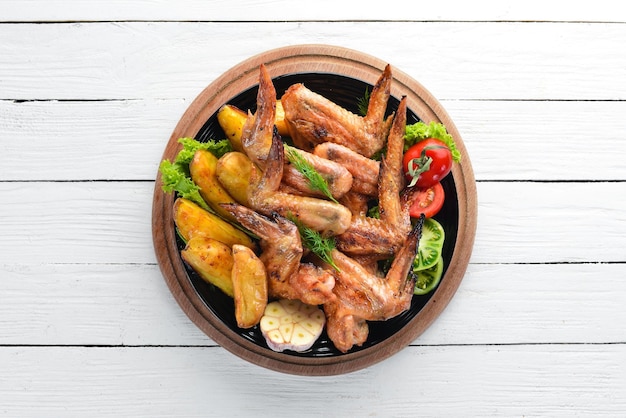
(217, 104), (247, 152)
(217, 102), (289, 153)
(216, 152), (257, 206)
(231, 244), (268, 328)
(174, 197), (256, 250)
(274, 100), (288, 137)
(189, 149), (238, 222)
(181, 236), (234, 297)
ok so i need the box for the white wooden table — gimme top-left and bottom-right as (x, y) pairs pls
(1, 1), (625, 416)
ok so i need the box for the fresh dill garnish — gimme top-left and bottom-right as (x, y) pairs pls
(357, 87), (370, 116)
(288, 215), (340, 271)
(284, 145), (338, 203)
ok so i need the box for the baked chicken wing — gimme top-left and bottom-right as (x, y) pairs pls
(281, 64), (394, 158)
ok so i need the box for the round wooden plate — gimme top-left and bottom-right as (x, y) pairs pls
(152, 44), (477, 375)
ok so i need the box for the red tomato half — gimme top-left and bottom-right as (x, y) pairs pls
(408, 182), (445, 219)
(403, 138), (453, 188)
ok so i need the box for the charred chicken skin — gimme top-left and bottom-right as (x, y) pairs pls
(324, 217), (423, 352)
(216, 64), (422, 353)
(314, 142), (380, 197)
(335, 96), (412, 258)
(282, 147), (354, 200)
(240, 64), (276, 171)
(281, 64), (394, 158)
(246, 130), (353, 237)
(222, 203), (336, 306)
(239, 64), (352, 237)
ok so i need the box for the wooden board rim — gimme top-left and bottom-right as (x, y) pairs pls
(152, 44), (477, 376)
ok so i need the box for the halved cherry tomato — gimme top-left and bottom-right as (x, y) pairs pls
(408, 182), (445, 219)
(403, 138), (453, 188)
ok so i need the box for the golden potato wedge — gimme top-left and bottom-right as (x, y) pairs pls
(275, 100), (289, 137)
(215, 152), (257, 206)
(231, 244), (268, 328)
(217, 104), (247, 152)
(189, 149), (238, 222)
(173, 197), (256, 250)
(217, 102), (289, 153)
(181, 236), (234, 297)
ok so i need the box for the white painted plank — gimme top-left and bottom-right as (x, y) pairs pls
(2, 99), (625, 182)
(0, 99), (189, 181)
(0, 345), (624, 417)
(445, 100), (626, 181)
(1, 263), (624, 346)
(0, 181), (624, 264)
(2, 0), (625, 22)
(426, 262), (626, 345)
(0, 22), (624, 101)
(0, 263), (208, 346)
(0, 181), (157, 265)
(0, 6), (622, 416)
(474, 181), (626, 264)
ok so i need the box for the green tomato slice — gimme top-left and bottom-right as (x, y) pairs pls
(414, 256), (444, 295)
(413, 245), (440, 271)
(421, 217), (445, 249)
(413, 218), (445, 271)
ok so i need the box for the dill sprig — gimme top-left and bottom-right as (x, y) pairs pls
(356, 87), (370, 116)
(288, 215), (340, 271)
(284, 145), (338, 203)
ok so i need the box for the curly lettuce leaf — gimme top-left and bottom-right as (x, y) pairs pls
(404, 121), (461, 162)
(158, 136), (232, 211)
(175, 137), (232, 165)
(158, 159), (210, 211)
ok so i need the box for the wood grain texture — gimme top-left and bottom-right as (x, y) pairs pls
(151, 45), (477, 375)
(1, 263), (624, 346)
(1, 2), (625, 413)
(2, 99), (626, 181)
(1, 181), (623, 265)
(0, 99), (189, 181)
(446, 100), (626, 181)
(475, 181), (626, 264)
(0, 22), (624, 101)
(1, 345), (624, 417)
(0, 182), (156, 264)
(2, 0), (625, 22)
